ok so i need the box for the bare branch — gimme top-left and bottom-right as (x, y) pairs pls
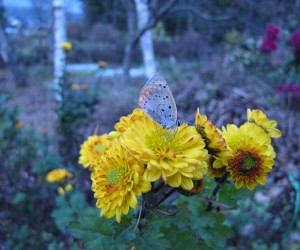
(131, 0), (178, 47)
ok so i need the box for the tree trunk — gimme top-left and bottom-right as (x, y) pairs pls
(121, 0), (176, 84)
(122, 0), (135, 84)
(0, 23), (27, 87)
(53, 0), (66, 102)
(134, 0), (156, 78)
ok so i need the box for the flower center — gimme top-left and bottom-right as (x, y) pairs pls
(240, 154), (257, 170)
(107, 166), (123, 185)
(230, 150), (259, 175)
(93, 143), (106, 154)
(146, 128), (182, 154)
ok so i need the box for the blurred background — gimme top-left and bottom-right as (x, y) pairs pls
(0, 0), (300, 249)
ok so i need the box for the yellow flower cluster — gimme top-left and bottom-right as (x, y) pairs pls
(79, 108), (281, 222)
(79, 108), (208, 222)
(46, 169), (73, 183)
(61, 42), (72, 51)
(46, 168), (74, 195)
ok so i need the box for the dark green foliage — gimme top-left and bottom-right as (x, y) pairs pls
(0, 92), (67, 249)
(55, 69), (99, 165)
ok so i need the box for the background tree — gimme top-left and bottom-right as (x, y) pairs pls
(135, 0), (157, 78)
(53, 0), (66, 102)
(0, 0), (27, 87)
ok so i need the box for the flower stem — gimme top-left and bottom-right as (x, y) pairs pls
(206, 172), (229, 211)
(149, 187), (177, 209)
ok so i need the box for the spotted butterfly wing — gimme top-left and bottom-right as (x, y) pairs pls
(138, 73), (178, 129)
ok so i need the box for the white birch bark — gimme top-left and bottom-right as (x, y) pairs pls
(134, 0), (157, 78)
(0, 24), (8, 63)
(53, 0), (66, 102)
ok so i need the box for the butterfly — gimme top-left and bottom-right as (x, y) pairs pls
(138, 73), (179, 130)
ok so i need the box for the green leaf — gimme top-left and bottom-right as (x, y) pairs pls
(135, 230), (171, 250)
(69, 191), (85, 211)
(12, 192), (26, 205)
(218, 183), (249, 208)
(52, 205), (75, 232)
(112, 215), (135, 242)
(70, 215), (114, 249)
(168, 231), (203, 250)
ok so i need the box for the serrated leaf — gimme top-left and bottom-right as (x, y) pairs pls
(70, 215), (114, 249)
(169, 231), (202, 250)
(69, 191), (85, 211)
(71, 215), (114, 237)
(52, 206), (74, 232)
(112, 216), (135, 242)
(218, 183), (249, 208)
(135, 230), (171, 250)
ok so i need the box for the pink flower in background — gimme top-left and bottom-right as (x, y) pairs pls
(260, 23), (281, 53)
(265, 24), (281, 41)
(276, 83), (300, 94)
(260, 40), (278, 53)
(289, 27), (300, 61)
(276, 83), (300, 108)
(290, 28), (300, 49)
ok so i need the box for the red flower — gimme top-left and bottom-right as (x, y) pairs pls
(265, 24), (281, 41)
(260, 24), (281, 53)
(290, 28), (300, 49)
(276, 83), (300, 94)
(260, 40), (277, 53)
(290, 27), (300, 61)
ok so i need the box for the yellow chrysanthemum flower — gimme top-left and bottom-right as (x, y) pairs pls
(46, 169), (73, 183)
(91, 141), (151, 223)
(15, 121), (24, 129)
(222, 123), (276, 190)
(97, 60), (107, 68)
(119, 114), (208, 190)
(61, 42), (72, 51)
(71, 84), (80, 91)
(79, 134), (111, 171)
(195, 108), (230, 176)
(247, 109), (281, 138)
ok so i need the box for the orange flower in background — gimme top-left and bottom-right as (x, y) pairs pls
(61, 42), (72, 51)
(97, 60), (107, 68)
(82, 84), (89, 91)
(71, 84), (80, 91)
(42, 128), (49, 134)
(15, 121), (24, 129)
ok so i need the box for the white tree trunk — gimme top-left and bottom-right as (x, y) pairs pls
(53, 0), (66, 102)
(0, 24), (8, 63)
(134, 0), (157, 78)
